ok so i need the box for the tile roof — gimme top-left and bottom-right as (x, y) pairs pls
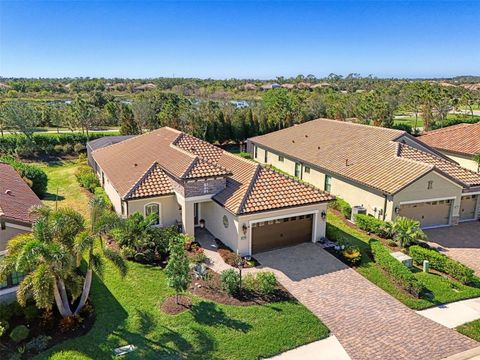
(398, 144), (480, 187)
(249, 118), (480, 194)
(0, 163), (42, 224)
(418, 122), (480, 156)
(125, 162), (174, 200)
(93, 128), (333, 214)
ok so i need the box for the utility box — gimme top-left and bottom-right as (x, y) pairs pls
(390, 251), (413, 269)
(351, 206), (367, 222)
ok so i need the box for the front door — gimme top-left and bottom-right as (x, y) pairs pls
(194, 203), (199, 226)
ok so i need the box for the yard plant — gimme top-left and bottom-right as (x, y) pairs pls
(165, 237), (191, 304)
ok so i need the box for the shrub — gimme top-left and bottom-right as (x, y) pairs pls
(256, 272), (277, 295)
(220, 269), (240, 295)
(9, 325), (29, 343)
(75, 166), (100, 192)
(243, 273), (257, 292)
(238, 152), (252, 159)
(94, 187), (112, 208)
(58, 315), (82, 333)
(354, 214), (388, 237)
(370, 239), (424, 298)
(341, 246), (362, 265)
(0, 320), (9, 337)
(63, 143), (74, 154)
(330, 197), (352, 219)
(25, 335), (51, 353)
(73, 143), (86, 154)
(0, 156), (48, 197)
(190, 249), (208, 264)
(409, 246), (475, 284)
(120, 246), (136, 259)
(0, 301), (23, 322)
(387, 240), (398, 248)
(54, 144), (64, 153)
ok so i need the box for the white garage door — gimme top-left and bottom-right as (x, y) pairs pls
(460, 195), (478, 221)
(399, 199), (452, 228)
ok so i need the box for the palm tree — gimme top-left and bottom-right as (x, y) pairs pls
(473, 153), (480, 173)
(392, 216), (427, 248)
(73, 197), (126, 315)
(0, 207), (85, 317)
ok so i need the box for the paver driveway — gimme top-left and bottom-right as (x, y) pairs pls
(255, 243), (478, 360)
(425, 221), (480, 276)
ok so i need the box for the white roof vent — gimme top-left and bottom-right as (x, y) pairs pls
(5, 189), (13, 195)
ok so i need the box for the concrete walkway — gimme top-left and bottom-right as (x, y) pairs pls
(418, 297), (480, 329)
(268, 335), (351, 360)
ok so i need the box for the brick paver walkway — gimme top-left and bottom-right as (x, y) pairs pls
(425, 221), (480, 276)
(254, 244), (478, 360)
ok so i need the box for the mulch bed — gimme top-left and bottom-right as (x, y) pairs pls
(160, 295), (192, 315)
(189, 269), (293, 306)
(214, 239), (259, 268)
(0, 303), (95, 359)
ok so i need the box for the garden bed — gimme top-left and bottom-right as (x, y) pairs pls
(160, 295), (192, 315)
(189, 269), (293, 306)
(214, 239), (259, 268)
(0, 301), (95, 360)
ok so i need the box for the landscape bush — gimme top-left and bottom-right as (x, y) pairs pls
(243, 273), (257, 292)
(9, 324), (29, 343)
(75, 165), (100, 192)
(341, 246), (362, 265)
(256, 272), (277, 295)
(0, 320), (9, 337)
(94, 187), (112, 208)
(354, 214), (388, 237)
(329, 197), (352, 219)
(220, 269), (240, 295)
(409, 245), (475, 284)
(370, 239), (424, 298)
(25, 335), (52, 353)
(0, 156), (47, 197)
(73, 143), (86, 154)
(0, 301), (23, 322)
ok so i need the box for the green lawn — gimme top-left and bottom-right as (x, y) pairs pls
(33, 160), (91, 217)
(457, 319), (480, 342)
(33, 160), (328, 360)
(327, 212), (480, 310)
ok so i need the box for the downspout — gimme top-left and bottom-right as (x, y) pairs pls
(383, 194), (388, 221)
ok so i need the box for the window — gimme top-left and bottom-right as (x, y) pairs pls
(254, 146), (258, 158)
(304, 166), (310, 174)
(278, 155), (284, 162)
(427, 180), (433, 189)
(324, 175), (332, 192)
(264, 150), (268, 163)
(295, 162), (302, 178)
(145, 203), (160, 226)
(203, 182), (209, 194)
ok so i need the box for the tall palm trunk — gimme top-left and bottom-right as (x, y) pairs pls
(74, 269), (92, 315)
(58, 279), (73, 317)
(54, 279), (73, 317)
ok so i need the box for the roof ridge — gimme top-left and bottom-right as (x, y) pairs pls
(123, 161), (158, 199)
(92, 128), (163, 155)
(421, 122), (473, 136)
(237, 164), (262, 214)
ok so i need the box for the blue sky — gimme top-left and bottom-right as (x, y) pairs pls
(1, 1), (479, 79)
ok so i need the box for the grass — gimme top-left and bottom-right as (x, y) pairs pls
(394, 114), (480, 128)
(32, 160), (92, 217)
(457, 319), (480, 342)
(32, 160), (328, 360)
(327, 212), (480, 310)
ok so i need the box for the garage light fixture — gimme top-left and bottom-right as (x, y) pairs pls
(321, 211), (326, 220)
(395, 207), (400, 214)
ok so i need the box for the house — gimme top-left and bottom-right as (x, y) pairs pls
(247, 119), (480, 228)
(91, 128), (333, 255)
(0, 163), (42, 301)
(87, 135), (134, 169)
(260, 83), (281, 91)
(418, 123), (480, 173)
(132, 83), (157, 92)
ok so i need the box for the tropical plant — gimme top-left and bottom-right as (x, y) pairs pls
(165, 237), (191, 304)
(220, 269), (240, 295)
(392, 216), (426, 248)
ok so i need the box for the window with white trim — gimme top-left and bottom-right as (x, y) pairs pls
(427, 180), (433, 190)
(145, 203), (160, 225)
(204, 182), (209, 194)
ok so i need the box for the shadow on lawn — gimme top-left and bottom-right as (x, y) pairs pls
(190, 301), (252, 333)
(42, 192), (66, 202)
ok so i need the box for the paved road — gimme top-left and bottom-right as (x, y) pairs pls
(255, 243), (478, 360)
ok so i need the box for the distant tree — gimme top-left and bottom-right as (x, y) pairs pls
(165, 237), (190, 304)
(1, 101), (38, 139)
(72, 95), (99, 137)
(262, 89), (301, 129)
(119, 104), (141, 135)
(402, 82), (423, 130)
(132, 98), (157, 131)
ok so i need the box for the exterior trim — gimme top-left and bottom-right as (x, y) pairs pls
(144, 202), (162, 227)
(399, 196), (456, 205)
(4, 222), (31, 231)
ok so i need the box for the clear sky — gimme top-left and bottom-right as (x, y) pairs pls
(0, 1), (479, 79)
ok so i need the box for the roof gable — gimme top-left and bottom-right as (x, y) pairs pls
(418, 122), (480, 156)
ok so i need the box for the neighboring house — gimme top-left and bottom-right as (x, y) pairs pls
(87, 135), (134, 169)
(0, 163), (42, 302)
(247, 119), (480, 228)
(260, 83), (281, 91)
(90, 128), (332, 256)
(418, 122), (480, 173)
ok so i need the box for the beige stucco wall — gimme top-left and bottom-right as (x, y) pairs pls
(127, 195), (182, 228)
(441, 151), (479, 173)
(201, 201), (240, 252)
(100, 170), (123, 214)
(389, 171), (464, 224)
(0, 224), (29, 252)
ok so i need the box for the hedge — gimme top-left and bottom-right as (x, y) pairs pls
(354, 214), (387, 237)
(409, 245), (475, 284)
(0, 133), (116, 158)
(75, 166), (100, 192)
(370, 239), (424, 298)
(330, 196), (352, 219)
(0, 155), (47, 197)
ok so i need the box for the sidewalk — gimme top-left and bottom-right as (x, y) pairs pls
(417, 297), (480, 328)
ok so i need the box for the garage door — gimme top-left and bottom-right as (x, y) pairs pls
(251, 214), (313, 254)
(460, 195), (478, 221)
(399, 200), (452, 228)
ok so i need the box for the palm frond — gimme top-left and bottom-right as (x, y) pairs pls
(103, 248), (127, 278)
(31, 264), (55, 309)
(90, 253), (104, 277)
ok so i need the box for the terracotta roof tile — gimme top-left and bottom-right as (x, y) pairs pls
(183, 158), (231, 179)
(0, 163), (42, 224)
(418, 122), (480, 156)
(125, 163), (174, 199)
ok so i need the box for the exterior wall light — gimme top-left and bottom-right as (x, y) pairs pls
(394, 207), (400, 214)
(242, 223), (248, 235)
(321, 211), (326, 220)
